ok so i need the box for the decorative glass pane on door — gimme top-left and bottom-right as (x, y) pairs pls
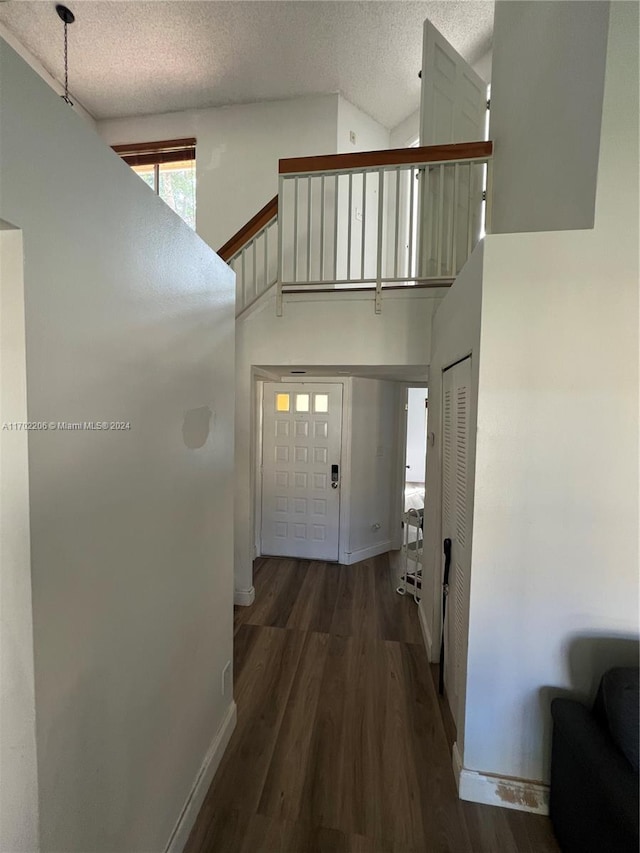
(295, 393), (310, 412)
(276, 393), (290, 412)
(313, 393), (329, 413)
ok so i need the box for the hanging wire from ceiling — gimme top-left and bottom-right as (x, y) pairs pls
(55, 4), (75, 106)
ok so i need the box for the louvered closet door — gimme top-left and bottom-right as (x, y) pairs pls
(442, 357), (472, 727)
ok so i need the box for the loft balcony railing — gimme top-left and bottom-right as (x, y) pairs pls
(218, 141), (492, 317)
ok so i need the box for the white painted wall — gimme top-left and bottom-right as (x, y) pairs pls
(390, 110), (420, 148)
(0, 228), (40, 853)
(473, 49), (492, 85)
(347, 379), (400, 562)
(235, 289), (443, 596)
(0, 21), (96, 126)
(98, 95), (339, 253)
(463, 0), (639, 789)
(405, 388), (428, 481)
(421, 243), (483, 674)
(337, 95), (390, 153)
(1, 40), (235, 852)
(490, 0), (610, 234)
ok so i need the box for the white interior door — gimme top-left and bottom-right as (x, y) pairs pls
(261, 382), (343, 560)
(420, 20), (487, 147)
(442, 358), (472, 727)
(405, 388), (428, 483)
(418, 21), (487, 278)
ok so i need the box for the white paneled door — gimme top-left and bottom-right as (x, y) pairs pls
(418, 21), (488, 278)
(442, 357), (472, 728)
(420, 20), (487, 147)
(261, 382), (343, 560)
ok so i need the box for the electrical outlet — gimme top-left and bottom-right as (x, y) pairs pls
(221, 661), (231, 696)
(355, 207), (363, 222)
(349, 130), (357, 145)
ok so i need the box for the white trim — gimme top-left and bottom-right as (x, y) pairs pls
(338, 378), (353, 565)
(257, 377), (350, 565)
(452, 741), (463, 790)
(455, 758), (550, 816)
(393, 386), (410, 551)
(235, 282), (276, 320)
(252, 374), (267, 559)
(165, 701), (237, 853)
(234, 586), (255, 606)
(342, 540), (392, 565)
(285, 287), (449, 305)
(417, 600), (434, 661)
(0, 22), (96, 125)
(252, 368), (282, 562)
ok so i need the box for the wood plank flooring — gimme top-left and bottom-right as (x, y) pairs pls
(185, 554), (560, 853)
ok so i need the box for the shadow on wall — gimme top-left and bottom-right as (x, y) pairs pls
(183, 406), (213, 449)
(538, 632), (640, 780)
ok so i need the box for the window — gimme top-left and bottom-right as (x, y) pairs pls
(295, 394), (310, 413)
(112, 138), (196, 229)
(276, 393), (291, 413)
(313, 393), (329, 413)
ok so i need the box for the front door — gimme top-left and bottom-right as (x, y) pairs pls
(261, 382), (343, 560)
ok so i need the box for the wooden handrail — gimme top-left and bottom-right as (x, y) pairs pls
(279, 141), (493, 175)
(219, 140), (493, 264)
(217, 195), (278, 262)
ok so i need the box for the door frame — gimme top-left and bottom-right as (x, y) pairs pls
(253, 375), (352, 564)
(438, 353), (472, 730)
(430, 352), (473, 652)
(396, 383), (429, 519)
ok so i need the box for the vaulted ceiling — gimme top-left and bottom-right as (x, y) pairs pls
(0, 1), (493, 128)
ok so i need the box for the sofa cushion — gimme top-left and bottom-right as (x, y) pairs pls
(599, 668), (639, 773)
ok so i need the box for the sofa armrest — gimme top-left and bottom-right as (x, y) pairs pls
(551, 697), (638, 832)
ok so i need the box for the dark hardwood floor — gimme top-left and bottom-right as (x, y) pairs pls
(185, 554), (560, 853)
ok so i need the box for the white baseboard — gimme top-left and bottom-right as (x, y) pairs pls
(417, 601), (434, 661)
(342, 540), (392, 566)
(165, 701), (237, 853)
(454, 749), (549, 816)
(452, 741), (463, 789)
(234, 586), (255, 606)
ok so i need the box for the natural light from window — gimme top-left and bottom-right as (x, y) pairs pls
(131, 160), (196, 230)
(113, 139), (196, 230)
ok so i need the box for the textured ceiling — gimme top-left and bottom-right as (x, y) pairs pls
(0, 1), (493, 127)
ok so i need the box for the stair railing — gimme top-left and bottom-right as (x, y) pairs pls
(277, 141), (493, 314)
(218, 141), (492, 317)
(218, 195), (278, 316)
